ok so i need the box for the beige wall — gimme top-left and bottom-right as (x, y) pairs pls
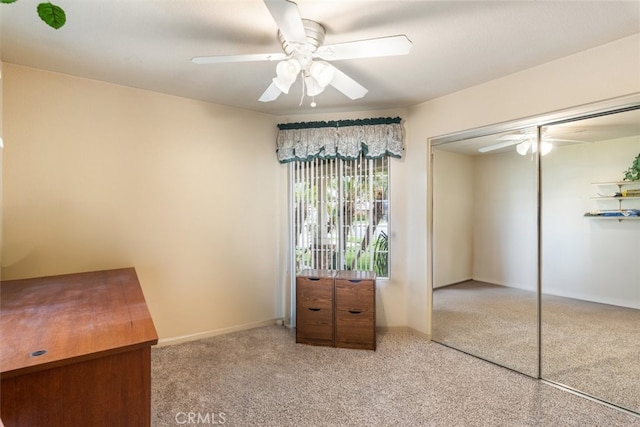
(431, 149), (474, 287)
(405, 33), (640, 334)
(1, 64), (287, 342)
(472, 150), (538, 291)
(2, 32), (639, 342)
(0, 63), (412, 342)
(541, 135), (640, 308)
(0, 63), (3, 273)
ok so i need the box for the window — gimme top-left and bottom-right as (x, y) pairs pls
(291, 153), (389, 277)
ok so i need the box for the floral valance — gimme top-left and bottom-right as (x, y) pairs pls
(275, 117), (405, 163)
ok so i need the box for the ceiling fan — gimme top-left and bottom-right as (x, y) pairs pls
(191, 0), (412, 104)
(478, 129), (590, 155)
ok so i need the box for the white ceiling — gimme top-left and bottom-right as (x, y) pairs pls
(1, 0), (639, 116)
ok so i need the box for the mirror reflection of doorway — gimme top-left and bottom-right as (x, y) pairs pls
(430, 103), (640, 415)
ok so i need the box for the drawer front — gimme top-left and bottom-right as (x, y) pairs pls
(334, 279), (374, 312)
(297, 277), (333, 309)
(296, 306), (334, 345)
(335, 310), (375, 350)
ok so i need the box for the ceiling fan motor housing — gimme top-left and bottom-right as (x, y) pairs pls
(279, 19), (325, 70)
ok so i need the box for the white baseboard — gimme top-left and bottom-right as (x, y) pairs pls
(156, 321), (430, 347)
(156, 318), (280, 347)
(378, 325), (431, 341)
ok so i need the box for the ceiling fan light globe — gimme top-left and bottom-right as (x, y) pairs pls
(305, 75), (325, 97)
(309, 61), (335, 87)
(516, 141), (531, 155)
(515, 139), (553, 156)
(276, 59), (301, 83)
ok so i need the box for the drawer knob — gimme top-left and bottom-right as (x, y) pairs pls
(348, 310), (362, 314)
(349, 279), (362, 283)
(308, 308), (321, 312)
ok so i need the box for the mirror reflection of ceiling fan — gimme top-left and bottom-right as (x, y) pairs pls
(478, 129), (589, 155)
(191, 0), (412, 105)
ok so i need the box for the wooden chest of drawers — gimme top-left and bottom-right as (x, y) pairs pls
(296, 269), (376, 350)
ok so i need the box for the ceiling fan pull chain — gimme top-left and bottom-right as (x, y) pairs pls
(299, 75), (306, 106)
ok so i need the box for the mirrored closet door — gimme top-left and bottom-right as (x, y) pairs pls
(431, 127), (539, 377)
(430, 101), (640, 415)
(540, 107), (640, 414)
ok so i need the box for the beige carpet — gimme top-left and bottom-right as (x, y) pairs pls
(433, 280), (640, 414)
(151, 325), (639, 426)
(432, 282), (538, 377)
(541, 292), (640, 413)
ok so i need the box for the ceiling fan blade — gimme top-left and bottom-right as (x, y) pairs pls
(544, 137), (591, 143)
(191, 53), (287, 64)
(498, 134), (528, 141)
(315, 35), (412, 61)
(264, 0), (307, 44)
(259, 81), (282, 102)
(329, 66), (368, 100)
(478, 140), (521, 153)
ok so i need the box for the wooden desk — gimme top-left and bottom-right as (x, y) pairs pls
(1, 268), (158, 427)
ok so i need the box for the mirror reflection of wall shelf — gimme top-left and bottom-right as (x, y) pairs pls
(585, 181), (640, 220)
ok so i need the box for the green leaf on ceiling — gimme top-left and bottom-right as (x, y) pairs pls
(1, 0), (20, 4)
(37, 2), (66, 29)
